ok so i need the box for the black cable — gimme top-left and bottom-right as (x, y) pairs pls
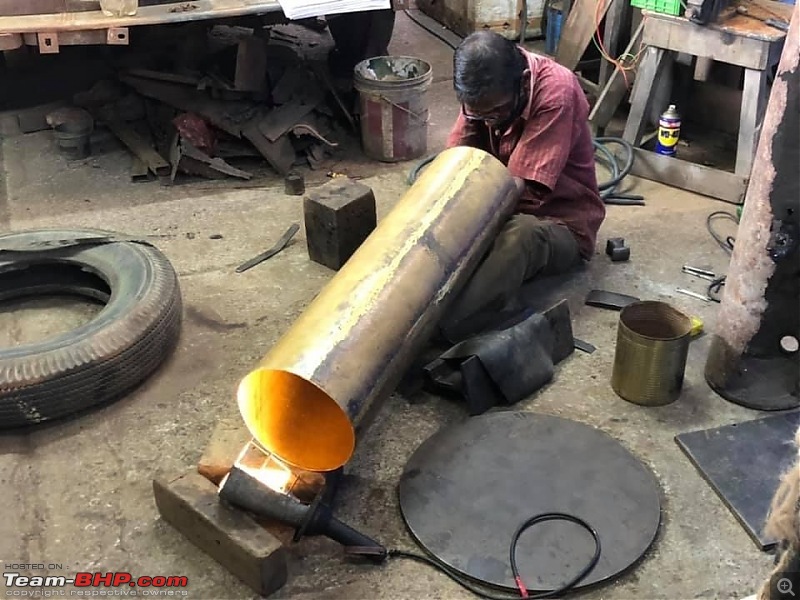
(403, 9), (460, 50)
(708, 276), (726, 303)
(706, 210), (737, 254)
(388, 512), (601, 599)
(408, 137), (641, 205)
(704, 210), (739, 302)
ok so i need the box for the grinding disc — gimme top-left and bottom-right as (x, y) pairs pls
(398, 412), (662, 592)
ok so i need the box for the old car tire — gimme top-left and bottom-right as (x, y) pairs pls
(0, 228), (182, 428)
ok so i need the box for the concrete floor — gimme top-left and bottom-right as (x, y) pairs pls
(0, 12), (777, 600)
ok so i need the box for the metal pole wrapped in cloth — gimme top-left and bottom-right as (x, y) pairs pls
(705, 5), (800, 411)
(237, 147), (519, 473)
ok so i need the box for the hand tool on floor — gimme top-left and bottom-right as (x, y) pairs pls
(676, 288), (711, 302)
(585, 290), (640, 310)
(682, 265), (717, 281)
(236, 223), (300, 273)
(606, 238), (631, 262)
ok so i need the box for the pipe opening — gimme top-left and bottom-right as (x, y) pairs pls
(620, 301), (692, 340)
(236, 369), (356, 473)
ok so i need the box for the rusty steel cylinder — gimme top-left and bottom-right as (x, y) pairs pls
(705, 4), (800, 411)
(237, 147), (519, 472)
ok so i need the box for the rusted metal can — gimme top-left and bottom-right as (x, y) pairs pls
(611, 301), (693, 406)
(353, 56), (432, 163)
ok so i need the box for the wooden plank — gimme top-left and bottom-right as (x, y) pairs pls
(153, 470), (289, 598)
(555, 0), (613, 70)
(735, 67), (768, 176)
(589, 19), (645, 130)
(628, 148), (749, 204)
(622, 47), (671, 145)
(693, 57), (714, 81)
(0, 0), (282, 34)
(106, 119), (171, 177)
(643, 13), (771, 70)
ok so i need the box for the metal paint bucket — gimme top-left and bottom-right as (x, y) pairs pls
(353, 56), (432, 163)
(54, 120), (92, 159)
(611, 301), (693, 406)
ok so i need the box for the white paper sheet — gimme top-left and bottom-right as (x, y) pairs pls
(277, 0), (390, 20)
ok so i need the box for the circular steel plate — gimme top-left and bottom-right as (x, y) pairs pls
(398, 412), (661, 592)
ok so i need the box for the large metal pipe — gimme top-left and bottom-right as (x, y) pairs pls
(237, 147), (518, 472)
(704, 5), (799, 411)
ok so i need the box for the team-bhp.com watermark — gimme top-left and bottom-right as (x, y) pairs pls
(4, 566), (189, 597)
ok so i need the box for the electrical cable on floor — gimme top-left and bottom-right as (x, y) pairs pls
(705, 210), (739, 302)
(408, 137), (642, 205)
(387, 512), (601, 599)
(706, 210), (737, 254)
(403, 9), (460, 50)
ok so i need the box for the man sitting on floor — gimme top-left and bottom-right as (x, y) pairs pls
(440, 30), (605, 337)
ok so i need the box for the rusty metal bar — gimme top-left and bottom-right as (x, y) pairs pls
(704, 4), (800, 411)
(236, 147), (518, 472)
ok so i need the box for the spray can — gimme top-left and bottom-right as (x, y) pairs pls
(655, 105), (681, 156)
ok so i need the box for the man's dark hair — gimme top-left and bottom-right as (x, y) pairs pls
(453, 31), (527, 105)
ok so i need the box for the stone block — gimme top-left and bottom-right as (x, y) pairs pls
(303, 178), (377, 270)
(153, 469), (288, 598)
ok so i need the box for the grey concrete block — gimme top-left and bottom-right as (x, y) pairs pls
(303, 178), (377, 270)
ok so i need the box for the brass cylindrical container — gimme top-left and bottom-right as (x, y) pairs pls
(237, 147), (518, 472)
(611, 301), (692, 406)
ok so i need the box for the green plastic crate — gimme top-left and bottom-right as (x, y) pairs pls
(630, 0), (682, 16)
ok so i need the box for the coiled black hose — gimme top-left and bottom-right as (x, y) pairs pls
(407, 136), (643, 205)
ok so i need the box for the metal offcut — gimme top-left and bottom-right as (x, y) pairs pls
(236, 147), (519, 472)
(611, 301), (693, 406)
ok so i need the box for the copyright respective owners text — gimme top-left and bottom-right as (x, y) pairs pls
(3, 563), (190, 598)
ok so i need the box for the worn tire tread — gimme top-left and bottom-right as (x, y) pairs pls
(0, 229), (183, 427)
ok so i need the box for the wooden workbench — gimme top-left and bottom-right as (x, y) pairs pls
(620, 0), (794, 203)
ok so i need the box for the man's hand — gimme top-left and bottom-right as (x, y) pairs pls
(513, 176), (548, 201)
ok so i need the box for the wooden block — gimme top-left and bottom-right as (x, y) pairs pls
(198, 419), (251, 486)
(153, 470), (289, 598)
(627, 148), (748, 204)
(304, 179), (377, 271)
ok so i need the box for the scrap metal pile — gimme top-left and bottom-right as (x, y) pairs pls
(50, 23), (352, 183)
